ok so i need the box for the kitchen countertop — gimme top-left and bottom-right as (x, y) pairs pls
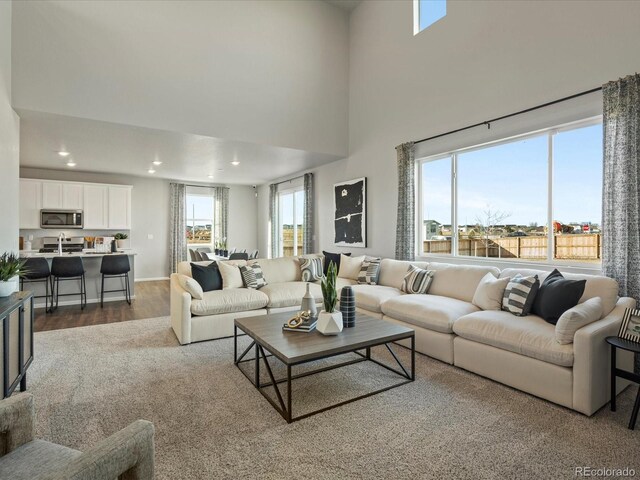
(19, 250), (137, 258)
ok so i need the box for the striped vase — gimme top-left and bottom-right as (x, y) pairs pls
(340, 286), (356, 328)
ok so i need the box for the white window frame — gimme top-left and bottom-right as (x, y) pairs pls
(186, 192), (215, 249)
(277, 185), (305, 257)
(416, 116), (603, 268)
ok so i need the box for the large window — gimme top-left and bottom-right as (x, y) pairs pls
(418, 118), (603, 265)
(186, 193), (214, 248)
(278, 187), (305, 257)
(414, 0), (446, 35)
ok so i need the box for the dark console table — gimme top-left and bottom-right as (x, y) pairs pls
(0, 291), (34, 398)
(606, 336), (640, 430)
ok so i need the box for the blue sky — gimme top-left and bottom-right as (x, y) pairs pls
(422, 123), (602, 227)
(279, 189), (305, 225)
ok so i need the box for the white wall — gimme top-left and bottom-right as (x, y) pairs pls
(20, 168), (258, 279)
(0, 1), (20, 258)
(265, 0), (640, 261)
(11, 0), (349, 157)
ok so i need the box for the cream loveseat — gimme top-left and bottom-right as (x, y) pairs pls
(170, 256), (634, 416)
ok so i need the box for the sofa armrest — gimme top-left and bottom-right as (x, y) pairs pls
(50, 420), (154, 480)
(170, 274), (192, 345)
(0, 393), (34, 456)
(573, 297), (636, 415)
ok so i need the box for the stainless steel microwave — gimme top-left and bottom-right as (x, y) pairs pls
(40, 209), (84, 229)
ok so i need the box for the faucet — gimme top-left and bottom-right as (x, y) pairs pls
(57, 232), (66, 255)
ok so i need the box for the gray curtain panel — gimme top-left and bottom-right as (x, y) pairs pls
(602, 74), (640, 374)
(269, 183), (278, 258)
(169, 182), (187, 275)
(214, 186), (229, 247)
(395, 142), (416, 261)
(603, 74), (640, 298)
(303, 173), (314, 254)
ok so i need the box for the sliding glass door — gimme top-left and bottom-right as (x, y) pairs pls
(278, 187), (305, 257)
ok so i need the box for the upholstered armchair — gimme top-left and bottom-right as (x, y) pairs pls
(0, 393), (155, 480)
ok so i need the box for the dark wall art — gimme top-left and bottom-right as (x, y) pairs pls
(334, 177), (367, 248)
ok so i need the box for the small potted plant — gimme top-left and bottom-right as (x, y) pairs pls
(221, 237), (228, 257)
(214, 239), (220, 256)
(0, 253), (26, 297)
(317, 261), (343, 335)
(114, 233), (129, 249)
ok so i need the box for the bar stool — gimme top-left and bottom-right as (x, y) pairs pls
(51, 257), (87, 311)
(20, 257), (52, 313)
(100, 255), (131, 308)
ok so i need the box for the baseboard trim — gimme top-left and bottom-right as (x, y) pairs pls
(34, 295), (136, 309)
(135, 277), (169, 282)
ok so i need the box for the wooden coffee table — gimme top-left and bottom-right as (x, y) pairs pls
(234, 312), (415, 423)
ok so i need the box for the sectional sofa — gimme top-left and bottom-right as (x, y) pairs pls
(170, 255), (634, 416)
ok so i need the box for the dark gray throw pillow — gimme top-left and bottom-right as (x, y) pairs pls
(322, 251), (350, 275)
(532, 269), (586, 325)
(190, 262), (223, 292)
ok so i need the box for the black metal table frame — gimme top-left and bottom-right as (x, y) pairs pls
(609, 340), (640, 430)
(234, 325), (415, 423)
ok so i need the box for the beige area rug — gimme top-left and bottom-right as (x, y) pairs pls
(29, 317), (640, 479)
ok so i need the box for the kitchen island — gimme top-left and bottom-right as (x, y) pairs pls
(19, 251), (137, 309)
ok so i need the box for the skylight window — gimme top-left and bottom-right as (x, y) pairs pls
(414, 0), (446, 35)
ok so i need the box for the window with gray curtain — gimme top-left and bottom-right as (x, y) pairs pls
(395, 142), (416, 260)
(303, 173), (314, 254)
(169, 182), (187, 274)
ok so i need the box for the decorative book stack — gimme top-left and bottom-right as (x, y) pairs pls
(282, 318), (317, 333)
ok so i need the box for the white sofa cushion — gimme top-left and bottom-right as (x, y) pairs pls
(500, 268), (619, 318)
(350, 285), (404, 313)
(453, 310), (574, 367)
(427, 262), (501, 303)
(249, 257), (301, 283)
(190, 288), (269, 316)
(382, 294), (479, 334)
(555, 297), (603, 344)
(259, 282), (323, 308)
(377, 259), (429, 289)
(176, 273), (204, 300)
(336, 278), (357, 289)
(472, 273), (509, 310)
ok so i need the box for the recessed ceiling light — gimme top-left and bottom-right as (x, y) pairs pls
(207, 175), (214, 179)
(148, 168), (156, 174)
(152, 160), (162, 166)
(66, 161), (76, 167)
(58, 151), (70, 157)
(231, 161), (240, 166)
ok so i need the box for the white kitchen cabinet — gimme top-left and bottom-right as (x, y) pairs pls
(108, 186), (132, 229)
(41, 182), (63, 209)
(19, 179), (42, 229)
(62, 183), (84, 210)
(83, 185), (109, 229)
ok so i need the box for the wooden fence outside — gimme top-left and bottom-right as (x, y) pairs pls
(423, 234), (601, 261)
(282, 226), (304, 257)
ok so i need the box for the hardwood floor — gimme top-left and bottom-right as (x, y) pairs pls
(34, 280), (170, 332)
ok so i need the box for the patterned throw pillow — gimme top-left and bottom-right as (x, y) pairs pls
(401, 265), (435, 294)
(357, 258), (381, 285)
(502, 274), (540, 316)
(239, 264), (267, 289)
(300, 257), (323, 282)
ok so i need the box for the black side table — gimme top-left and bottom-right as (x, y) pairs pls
(606, 336), (640, 430)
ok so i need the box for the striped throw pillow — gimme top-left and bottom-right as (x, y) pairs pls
(502, 274), (540, 316)
(401, 265), (435, 294)
(239, 264), (267, 289)
(357, 258), (381, 285)
(300, 257), (323, 282)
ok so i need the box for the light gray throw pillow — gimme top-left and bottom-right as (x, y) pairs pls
(555, 297), (603, 344)
(472, 273), (510, 311)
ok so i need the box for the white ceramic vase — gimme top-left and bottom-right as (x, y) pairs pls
(116, 240), (128, 249)
(317, 310), (343, 335)
(0, 279), (18, 297)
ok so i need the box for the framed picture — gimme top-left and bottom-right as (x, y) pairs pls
(334, 177), (367, 248)
(618, 308), (640, 343)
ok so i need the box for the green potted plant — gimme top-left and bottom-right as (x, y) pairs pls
(114, 233), (129, 249)
(0, 253), (26, 297)
(318, 261), (343, 335)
